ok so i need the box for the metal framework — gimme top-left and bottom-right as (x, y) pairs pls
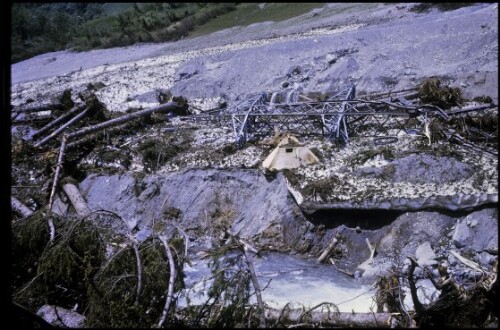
(189, 86), (496, 154)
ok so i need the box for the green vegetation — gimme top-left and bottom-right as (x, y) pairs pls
(11, 3), (237, 63)
(190, 3), (325, 37)
(409, 3), (476, 13)
(418, 78), (463, 109)
(11, 3), (325, 64)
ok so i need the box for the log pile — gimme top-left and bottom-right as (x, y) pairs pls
(11, 91), (184, 222)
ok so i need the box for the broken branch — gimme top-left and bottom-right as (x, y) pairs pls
(407, 256), (424, 314)
(449, 250), (485, 274)
(65, 122), (136, 150)
(264, 308), (394, 328)
(132, 241), (142, 306)
(317, 237), (338, 263)
(158, 235), (177, 328)
(48, 135), (68, 212)
(366, 238), (376, 261)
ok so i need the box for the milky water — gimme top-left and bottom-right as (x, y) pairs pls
(179, 252), (376, 313)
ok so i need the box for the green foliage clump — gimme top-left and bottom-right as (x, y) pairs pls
(409, 3), (476, 13)
(418, 79), (463, 109)
(87, 238), (165, 327)
(138, 138), (185, 172)
(11, 212), (53, 293)
(185, 248), (257, 328)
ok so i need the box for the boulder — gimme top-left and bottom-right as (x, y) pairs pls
(37, 305), (85, 328)
(416, 241), (438, 266)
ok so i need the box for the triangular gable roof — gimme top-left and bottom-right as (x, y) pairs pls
(262, 134), (319, 172)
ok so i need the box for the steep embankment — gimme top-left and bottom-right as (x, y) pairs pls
(11, 4), (498, 324)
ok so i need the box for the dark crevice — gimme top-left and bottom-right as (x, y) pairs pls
(304, 208), (405, 230)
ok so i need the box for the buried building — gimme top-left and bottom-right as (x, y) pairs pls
(261, 134), (319, 172)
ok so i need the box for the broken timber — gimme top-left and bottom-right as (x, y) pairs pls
(31, 104), (86, 140)
(61, 182), (91, 217)
(67, 101), (181, 140)
(34, 106), (92, 147)
(11, 196), (34, 219)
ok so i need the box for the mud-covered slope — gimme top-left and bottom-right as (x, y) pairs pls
(78, 169), (314, 253)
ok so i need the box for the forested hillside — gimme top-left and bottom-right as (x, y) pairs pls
(11, 3), (237, 63)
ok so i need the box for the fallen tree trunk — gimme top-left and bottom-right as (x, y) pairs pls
(265, 309), (395, 327)
(67, 101), (181, 140)
(32, 104), (86, 140)
(12, 115), (53, 124)
(65, 122), (136, 150)
(448, 133), (497, 156)
(34, 106), (92, 148)
(12, 102), (65, 114)
(48, 135), (68, 212)
(61, 182), (91, 216)
(447, 104), (495, 116)
(11, 196), (34, 218)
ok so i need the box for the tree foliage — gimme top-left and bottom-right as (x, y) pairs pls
(11, 3), (237, 63)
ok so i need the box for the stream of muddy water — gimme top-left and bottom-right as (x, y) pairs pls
(179, 252), (376, 313)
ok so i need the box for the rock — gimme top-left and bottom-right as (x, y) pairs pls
(478, 251), (495, 266)
(448, 253), (457, 266)
(177, 63), (203, 80)
(451, 209), (498, 252)
(37, 305), (85, 328)
(354, 270), (362, 279)
(403, 279), (440, 309)
(413, 266), (424, 279)
(416, 241), (438, 266)
(467, 270), (483, 281)
(281, 81), (290, 88)
(80, 170), (313, 252)
(451, 220), (471, 248)
(389, 154), (476, 185)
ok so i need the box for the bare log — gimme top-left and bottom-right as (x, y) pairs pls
(447, 104), (495, 116)
(158, 235), (177, 328)
(61, 182), (91, 216)
(264, 308), (394, 327)
(34, 106), (92, 148)
(12, 115), (52, 124)
(317, 237), (338, 263)
(67, 101), (181, 140)
(48, 135), (68, 211)
(65, 122), (136, 150)
(448, 133), (497, 156)
(366, 238), (376, 261)
(11, 196), (34, 218)
(32, 104), (86, 140)
(364, 87), (418, 100)
(449, 250), (485, 274)
(12, 102), (65, 114)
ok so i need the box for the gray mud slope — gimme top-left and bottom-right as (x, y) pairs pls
(79, 169), (314, 252)
(12, 3), (498, 110)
